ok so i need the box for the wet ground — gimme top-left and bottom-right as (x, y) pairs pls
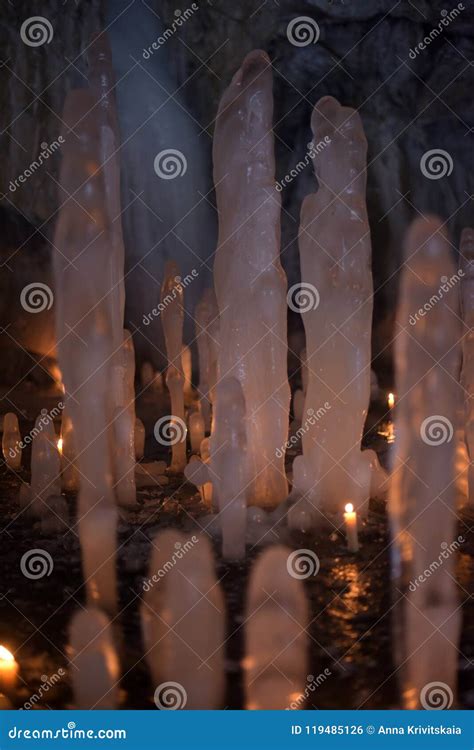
(0, 385), (473, 710)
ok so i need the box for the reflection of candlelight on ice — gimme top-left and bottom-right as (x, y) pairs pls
(0, 645), (18, 695)
(343, 503), (359, 553)
(387, 392), (395, 409)
(378, 422), (395, 444)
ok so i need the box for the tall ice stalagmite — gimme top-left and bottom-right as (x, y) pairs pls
(161, 262), (186, 473)
(53, 90), (117, 518)
(390, 215), (461, 709)
(296, 96), (373, 515)
(460, 227), (474, 507)
(213, 50), (290, 509)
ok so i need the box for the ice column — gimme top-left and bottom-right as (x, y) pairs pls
(53, 90), (117, 518)
(112, 330), (137, 507)
(87, 32), (125, 343)
(211, 377), (248, 560)
(141, 531), (225, 709)
(79, 505), (118, 618)
(245, 546), (308, 709)
(213, 50), (290, 509)
(460, 227), (474, 506)
(390, 215), (461, 709)
(161, 262), (186, 473)
(195, 288), (219, 432)
(30, 413), (61, 515)
(69, 607), (120, 709)
(296, 96), (373, 514)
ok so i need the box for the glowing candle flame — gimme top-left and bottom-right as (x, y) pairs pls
(0, 644), (19, 694)
(345, 503), (354, 514)
(387, 392), (395, 409)
(57, 438), (63, 454)
(0, 646), (14, 662)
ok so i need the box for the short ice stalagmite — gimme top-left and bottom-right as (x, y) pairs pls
(245, 546), (308, 709)
(141, 530), (225, 709)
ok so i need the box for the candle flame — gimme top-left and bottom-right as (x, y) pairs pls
(387, 392), (395, 408)
(345, 503), (354, 514)
(0, 646), (15, 662)
(57, 438), (63, 454)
